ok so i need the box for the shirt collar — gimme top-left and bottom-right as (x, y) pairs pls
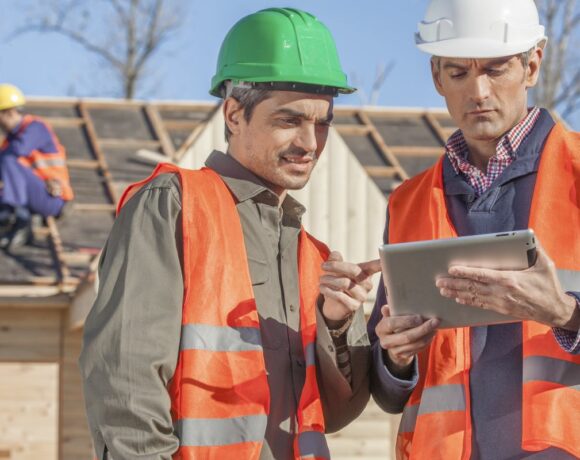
(445, 106), (541, 174)
(205, 150), (306, 220)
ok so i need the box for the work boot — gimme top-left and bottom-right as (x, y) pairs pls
(0, 218), (32, 252)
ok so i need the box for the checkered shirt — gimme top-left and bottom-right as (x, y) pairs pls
(445, 107), (541, 196)
(446, 107), (580, 353)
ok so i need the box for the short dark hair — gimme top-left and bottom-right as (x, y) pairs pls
(224, 87), (272, 142)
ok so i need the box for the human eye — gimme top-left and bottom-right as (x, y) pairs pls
(278, 117), (300, 126)
(487, 66), (507, 77)
(449, 71), (467, 79)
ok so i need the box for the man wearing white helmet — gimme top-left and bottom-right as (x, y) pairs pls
(368, 0), (579, 458)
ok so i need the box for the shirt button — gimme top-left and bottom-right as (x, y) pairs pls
(328, 345), (334, 353)
(289, 304), (296, 312)
(296, 359), (305, 368)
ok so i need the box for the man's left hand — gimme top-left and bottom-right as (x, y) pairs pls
(320, 251), (381, 322)
(436, 241), (579, 330)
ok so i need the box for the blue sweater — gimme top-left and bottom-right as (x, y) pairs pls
(369, 110), (579, 459)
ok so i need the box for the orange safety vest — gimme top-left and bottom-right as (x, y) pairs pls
(388, 123), (580, 459)
(1, 115), (74, 201)
(118, 163), (331, 460)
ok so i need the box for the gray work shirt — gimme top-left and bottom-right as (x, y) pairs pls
(80, 151), (370, 460)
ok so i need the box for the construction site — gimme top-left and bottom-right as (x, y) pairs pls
(0, 97), (469, 459)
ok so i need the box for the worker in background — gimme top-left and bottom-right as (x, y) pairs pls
(368, 0), (579, 458)
(0, 84), (73, 251)
(80, 8), (377, 460)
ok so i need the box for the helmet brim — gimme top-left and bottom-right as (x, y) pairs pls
(416, 36), (545, 58)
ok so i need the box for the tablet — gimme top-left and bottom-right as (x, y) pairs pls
(378, 229), (536, 328)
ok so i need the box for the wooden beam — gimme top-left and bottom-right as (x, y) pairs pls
(98, 138), (161, 149)
(423, 112), (448, 145)
(364, 166), (399, 178)
(40, 117), (85, 127)
(162, 120), (201, 130)
(389, 146), (444, 157)
(80, 99), (145, 109)
(72, 203), (117, 212)
(357, 111), (410, 181)
(67, 159), (100, 169)
(173, 122), (208, 162)
(46, 216), (71, 283)
(78, 102), (119, 204)
(153, 102), (215, 112)
(334, 124), (372, 136)
(144, 104), (176, 158)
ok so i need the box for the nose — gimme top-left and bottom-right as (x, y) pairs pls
(295, 124), (318, 153)
(470, 74), (492, 105)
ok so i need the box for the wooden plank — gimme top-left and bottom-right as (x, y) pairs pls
(0, 310), (62, 361)
(98, 138), (161, 149)
(163, 120), (200, 130)
(66, 159), (100, 169)
(37, 117), (85, 128)
(80, 99), (145, 109)
(423, 112), (448, 145)
(334, 124), (372, 136)
(389, 146), (444, 157)
(78, 102), (119, 204)
(0, 363), (59, 460)
(72, 203), (116, 212)
(364, 166), (399, 178)
(60, 328), (93, 459)
(46, 217), (71, 282)
(153, 102), (215, 112)
(358, 111), (409, 181)
(173, 122), (208, 162)
(144, 105), (176, 158)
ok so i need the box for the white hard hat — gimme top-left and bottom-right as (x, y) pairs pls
(415, 0), (546, 58)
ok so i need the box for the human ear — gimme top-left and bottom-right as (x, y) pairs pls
(431, 58), (445, 96)
(525, 46), (544, 89)
(223, 97), (244, 136)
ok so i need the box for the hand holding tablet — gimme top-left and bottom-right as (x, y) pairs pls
(378, 229), (537, 328)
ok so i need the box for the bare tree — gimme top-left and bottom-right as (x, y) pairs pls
(533, 0), (580, 119)
(351, 61), (396, 106)
(14, 0), (184, 99)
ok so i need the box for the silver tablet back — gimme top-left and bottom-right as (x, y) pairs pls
(378, 230), (536, 328)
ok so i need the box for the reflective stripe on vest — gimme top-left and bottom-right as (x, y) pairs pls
(179, 324), (262, 352)
(176, 415), (268, 446)
(118, 163), (330, 460)
(399, 384), (466, 434)
(389, 123), (580, 460)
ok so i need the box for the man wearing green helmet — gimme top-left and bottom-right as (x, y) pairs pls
(81, 8), (377, 460)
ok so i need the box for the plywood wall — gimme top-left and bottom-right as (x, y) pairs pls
(0, 363), (59, 460)
(60, 328), (93, 460)
(0, 307), (93, 460)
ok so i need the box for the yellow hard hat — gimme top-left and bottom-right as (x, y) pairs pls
(0, 84), (26, 111)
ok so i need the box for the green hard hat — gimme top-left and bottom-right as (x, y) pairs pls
(210, 7), (355, 97)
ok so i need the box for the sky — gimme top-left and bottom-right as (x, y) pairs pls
(0, 0), (440, 107)
(0, 0), (578, 127)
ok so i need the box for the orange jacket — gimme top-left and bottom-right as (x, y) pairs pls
(118, 163), (331, 460)
(1, 115), (74, 201)
(387, 123), (580, 459)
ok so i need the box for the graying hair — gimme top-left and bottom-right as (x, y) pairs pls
(223, 87), (273, 142)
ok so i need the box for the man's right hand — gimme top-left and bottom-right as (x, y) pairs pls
(375, 305), (440, 379)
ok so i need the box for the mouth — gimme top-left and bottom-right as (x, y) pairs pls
(468, 109), (495, 116)
(280, 154), (315, 173)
